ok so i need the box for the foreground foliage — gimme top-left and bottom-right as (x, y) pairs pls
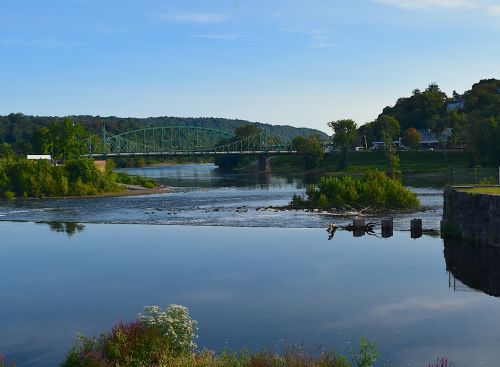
(62, 305), (198, 367)
(290, 171), (420, 210)
(0, 158), (156, 198)
(59, 304), (453, 367)
(62, 305), (380, 367)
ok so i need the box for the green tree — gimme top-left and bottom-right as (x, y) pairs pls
(292, 134), (324, 169)
(234, 124), (259, 139)
(401, 128), (421, 150)
(380, 83), (447, 131)
(40, 118), (86, 160)
(374, 115), (401, 178)
(214, 124), (261, 171)
(449, 111), (468, 147)
(328, 119), (358, 169)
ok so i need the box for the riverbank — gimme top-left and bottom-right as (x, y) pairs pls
(269, 150), (469, 176)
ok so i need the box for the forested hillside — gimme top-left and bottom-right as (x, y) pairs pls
(0, 114), (327, 154)
(360, 78), (500, 165)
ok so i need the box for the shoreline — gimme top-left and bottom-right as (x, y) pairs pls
(0, 185), (174, 201)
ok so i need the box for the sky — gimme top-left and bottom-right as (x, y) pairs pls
(0, 0), (499, 132)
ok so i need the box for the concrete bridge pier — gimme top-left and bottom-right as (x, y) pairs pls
(258, 155), (271, 173)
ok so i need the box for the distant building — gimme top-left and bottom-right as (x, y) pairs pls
(26, 155), (52, 160)
(371, 139), (403, 150)
(371, 128), (453, 150)
(447, 99), (465, 112)
(417, 128), (452, 148)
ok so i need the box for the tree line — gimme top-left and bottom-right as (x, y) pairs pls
(328, 78), (500, 171)
(0, 114), (326, 155)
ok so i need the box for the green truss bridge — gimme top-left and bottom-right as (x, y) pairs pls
(85, 126), (296, 158)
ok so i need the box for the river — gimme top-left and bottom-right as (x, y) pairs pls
(0, 164), (499, 367)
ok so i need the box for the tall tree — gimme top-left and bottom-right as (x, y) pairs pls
(36, 118), (86, 160)
(374, 115), (401, 179)
(292, 134), (324, 169)
(401, 128), (421, 150)
(328, 119), (358, 169)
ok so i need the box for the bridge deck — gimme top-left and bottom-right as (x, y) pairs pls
(86, 150), (297, 158)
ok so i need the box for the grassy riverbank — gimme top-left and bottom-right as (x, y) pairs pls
(270, 151), (469, 175)
(456, 186), (500, 195)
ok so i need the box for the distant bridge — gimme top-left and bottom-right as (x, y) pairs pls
(85, 126), (296, 158)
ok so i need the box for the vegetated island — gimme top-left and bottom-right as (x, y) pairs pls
(0, 156), (164, 199)
(288, 171), (420, 215)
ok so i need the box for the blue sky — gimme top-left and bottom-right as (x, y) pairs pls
(1, 0), (499, 132)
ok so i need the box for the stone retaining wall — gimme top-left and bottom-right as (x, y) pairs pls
(443, 187), (500, 247)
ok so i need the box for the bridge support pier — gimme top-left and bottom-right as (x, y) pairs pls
(258, 155), (271, 173)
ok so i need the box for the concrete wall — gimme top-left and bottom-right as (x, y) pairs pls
(443, 188), (500, 247)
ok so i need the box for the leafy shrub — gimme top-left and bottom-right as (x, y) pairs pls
(289, 193), (307, 208)
(292, 170), (419, 210)
(115, 172), (157, 189)
(3, 191), (15, 200)
(0, 354), (16, 367)
(63, 305), (198, 367)
(139, 305), (198, 356)
(0, 157), (155, 198)
(61, 321), (170, 367)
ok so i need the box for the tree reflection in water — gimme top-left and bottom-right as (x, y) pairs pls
(45, 221), (85, 237)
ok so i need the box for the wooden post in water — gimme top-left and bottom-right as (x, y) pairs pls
(353, 217), (366, 237)
(353, 217), (365, 228)
(411, 218), (422, 239)
(381, 218), (393, 238)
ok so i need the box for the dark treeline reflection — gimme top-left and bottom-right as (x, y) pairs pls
(44, 222), (85, 236)
(444, 238), (500, 297)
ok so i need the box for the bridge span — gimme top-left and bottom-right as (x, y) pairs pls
(85, 126), (296, 158)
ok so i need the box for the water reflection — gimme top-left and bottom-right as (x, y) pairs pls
(444, 238), (500, 297)
(43, 222), (85, 236)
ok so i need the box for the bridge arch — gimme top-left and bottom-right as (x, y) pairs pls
(86, 126), (295, 157)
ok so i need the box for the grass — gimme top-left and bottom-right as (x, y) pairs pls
(456, 186), (500, 195)
(271, 151), (469, 175)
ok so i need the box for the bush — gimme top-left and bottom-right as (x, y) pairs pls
(61, 321), (170, 367)
(292, 170), (419, 210)
(0, 158), (155, 198)
(3, 191), (15, 200)
(62, 304), (198, 367)
(138, 305), (198, 357)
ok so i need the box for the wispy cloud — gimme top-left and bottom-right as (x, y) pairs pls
(371, 296), (479, 315)
(323, 295), (481, 330)
(373, 0), (479, 10)
(160, 12), (228, 24)
(487, 4), (500, 16)
(0, 38), (81, 48)
(374, 0), (500, 20)
(191, 33), (244, 41)
(282, 27), (339, 49)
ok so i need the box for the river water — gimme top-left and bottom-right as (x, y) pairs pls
(0, 164), (499, 367)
